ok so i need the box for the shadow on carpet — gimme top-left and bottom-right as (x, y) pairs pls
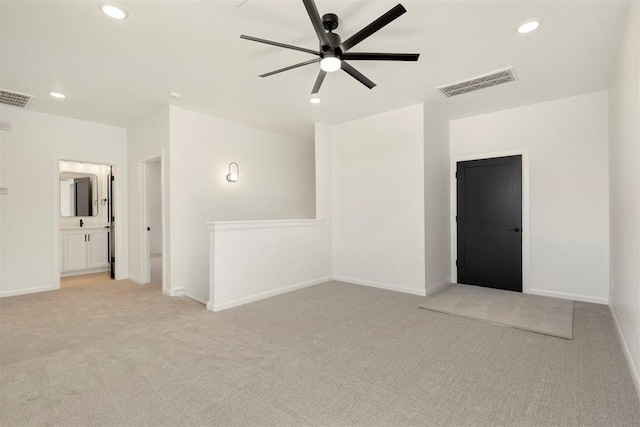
(420, 284), (574, 339)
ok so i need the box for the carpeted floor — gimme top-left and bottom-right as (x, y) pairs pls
(1, 279), (639, 426)
(420, 284), (575, 339)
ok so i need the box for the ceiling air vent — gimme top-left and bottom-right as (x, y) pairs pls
(436, 66), (517, 97)
(0, 89), (34, 108)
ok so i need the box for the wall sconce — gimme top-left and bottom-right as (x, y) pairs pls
(226, 162), (239, 182)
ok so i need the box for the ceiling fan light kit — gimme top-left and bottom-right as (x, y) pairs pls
(240, 0), (420, 98)
(320, 54), (341, 73)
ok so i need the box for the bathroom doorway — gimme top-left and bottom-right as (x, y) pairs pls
(58, 159), (114, 288)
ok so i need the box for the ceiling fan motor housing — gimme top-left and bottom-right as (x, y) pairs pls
(322, 13), (339, 31)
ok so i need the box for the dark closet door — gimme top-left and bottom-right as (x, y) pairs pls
(457, 155), (522, 292)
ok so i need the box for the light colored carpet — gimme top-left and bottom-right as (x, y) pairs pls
(1, 280), (639, 426)
(420, 284), (575, 339)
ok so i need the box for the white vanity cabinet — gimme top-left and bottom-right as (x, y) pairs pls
(86, 230), (108, 269)
(63, 230), (87, 271)
(61, 228), (109, 274)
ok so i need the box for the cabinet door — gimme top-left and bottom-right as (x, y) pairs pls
(87, 230), (109, 269)
(63, 231), (87, 271)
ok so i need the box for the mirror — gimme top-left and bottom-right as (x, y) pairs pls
(60, 172), (98, 217)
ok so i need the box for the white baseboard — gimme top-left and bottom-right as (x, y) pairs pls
(163, 287), (185, 297)
(610, 305), (640, 400)
(528, 288), (608, 305)
(128, 275), (143, 284)
(0, 285), (58, 298)
(426, 278), (451, 296)
(208, 276), (332, 312)
(333, 276), (427, 296)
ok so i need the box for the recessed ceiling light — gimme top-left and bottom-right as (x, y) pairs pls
(517, 20), (541, 34)
(100, 3), (129, 20)
(309, 95), (322, 104)
(50, 92), (66, 99)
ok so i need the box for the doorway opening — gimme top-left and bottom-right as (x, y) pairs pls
(59, 159), (115, 288)
(450, 150), (530, 294)
(141, 157), (164, 287)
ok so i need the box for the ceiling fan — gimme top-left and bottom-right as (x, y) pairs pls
(240, 0), (420, 95)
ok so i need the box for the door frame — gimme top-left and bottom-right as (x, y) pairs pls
(449, 149), (530, 294)
(52, 153), (127, 289)
(139, 152), (167, 292)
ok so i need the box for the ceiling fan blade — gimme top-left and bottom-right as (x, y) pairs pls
(302, 0), (331, 48)
(311, 70), (327, 94)
(342, 52), (419, 61)
(341, 61), (376, 89)
(240, 35), (319, 56)
(259, 58), (320, 78)
(340, 4), (406, 52)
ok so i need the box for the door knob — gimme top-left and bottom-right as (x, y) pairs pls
(513, 228), (521, 232)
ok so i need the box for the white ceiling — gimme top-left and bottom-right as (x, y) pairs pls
(0, 0), (630, 140)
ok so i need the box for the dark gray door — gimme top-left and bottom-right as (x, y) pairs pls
(456, 155), (522, 292)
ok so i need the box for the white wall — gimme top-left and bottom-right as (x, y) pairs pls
(0, 107), (127, 297)
(0, 123), (3, 294)
(208, 220), (330, 311)
(207, 123), (333, 311)
(147, 160), (162, 255)
(609, 0), (640, 393)
(127, 107), (170, 291)
(450, 91), (610, 304)
(424, 102), (451, 292)
(169, 106), (316, 303)
(332, 104), (426, 296)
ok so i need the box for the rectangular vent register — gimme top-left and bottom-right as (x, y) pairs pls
(0, 89), (34, 108)
(436, 67), (517, 97)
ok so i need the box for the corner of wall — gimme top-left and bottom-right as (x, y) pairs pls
(611, 304), (640, 399)
(423, 102), (452, 289)
(314, 122), (334, 277)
